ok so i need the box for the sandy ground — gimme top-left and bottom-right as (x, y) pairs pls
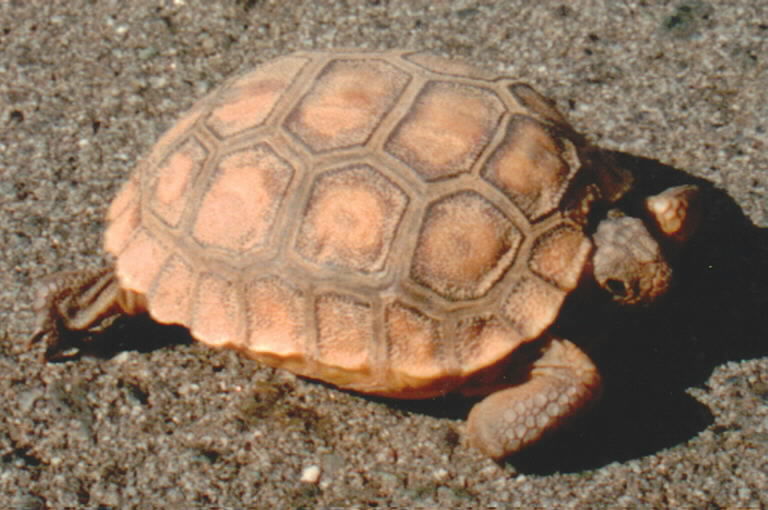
(1, 0), (767, 507)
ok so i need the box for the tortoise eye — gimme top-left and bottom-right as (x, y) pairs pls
(605, 278), (627, 296)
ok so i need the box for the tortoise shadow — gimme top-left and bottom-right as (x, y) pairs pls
(389, 151), (768, 473)
(44, 315), (193, 362)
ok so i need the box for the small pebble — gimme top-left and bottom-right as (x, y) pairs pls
(300, 465), (321, 484)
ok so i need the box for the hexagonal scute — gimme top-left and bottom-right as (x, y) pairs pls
(104, 174), (140, 255)
(192, 144), (294, 252)
(386, 81), (505, 181)
(295, 165), (408, 274)
(482, 116), (576, 221)
(150, 136), (208, 228)
(528, 222), (591, 291)
(285, 59), (410, 153)
(410, 191), (522, 301)
(205, 56), (309, 138)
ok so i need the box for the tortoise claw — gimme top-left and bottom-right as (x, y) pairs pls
(28, 276), (64, 353)
(28, 314), (84, 362)
(44, 340), (84, 362)
(27, 269), (112, 361)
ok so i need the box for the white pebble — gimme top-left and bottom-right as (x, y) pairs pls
(433, 468), (449, 481)
(300, 465), (321, 484)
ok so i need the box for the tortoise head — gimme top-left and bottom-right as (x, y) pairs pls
(592, 185), (700, 305)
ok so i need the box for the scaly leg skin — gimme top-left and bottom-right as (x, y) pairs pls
(467, 337), (601, 460)
(29, 267), (141, 359)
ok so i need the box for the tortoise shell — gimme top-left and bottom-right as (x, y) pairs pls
(103, 49), (600, 398)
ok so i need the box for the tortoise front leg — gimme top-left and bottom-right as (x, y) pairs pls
(467, 337), (601, 459)
(29, 266), (144, 358)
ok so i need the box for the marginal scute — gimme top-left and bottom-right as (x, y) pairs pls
(192, 145), (294, 252)
(411, 191), (522, 300)
(482, 116), (575, 220)
(286, 58), (410, 152)
(295, 165), (408, 274)
(385, 81), (504, 181)
(107, 174), (139, 222)
(404, 52), (500, 81)
(191, 272), (244, 348)
(529, 222), (592, 291)
(145, 98), (207, 169)
(245, 276), (307, 359)
(314, 293), (373, 376)
(455, 315), (524, 375)
(205, 56), (308, 138)
(116, 229), (170, 295)
(147, 255), (195, 326)
(104, 193), (141, 256)
(385, 301), (446, 384)
(150, 136), (208, 227)
(501, 276), (565, 339)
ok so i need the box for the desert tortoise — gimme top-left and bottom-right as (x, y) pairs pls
(31, 49), (699, 459)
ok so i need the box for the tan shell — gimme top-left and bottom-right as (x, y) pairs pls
(104, 49), (596, 398)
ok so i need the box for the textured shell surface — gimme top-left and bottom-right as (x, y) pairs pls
(104, 49), (595, 398)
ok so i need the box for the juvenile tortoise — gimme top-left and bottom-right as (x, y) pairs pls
(31, 49), (699, 460)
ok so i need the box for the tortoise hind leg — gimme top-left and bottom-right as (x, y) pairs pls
(29, 267), (144, 359)
(467, 338), (601, 460)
